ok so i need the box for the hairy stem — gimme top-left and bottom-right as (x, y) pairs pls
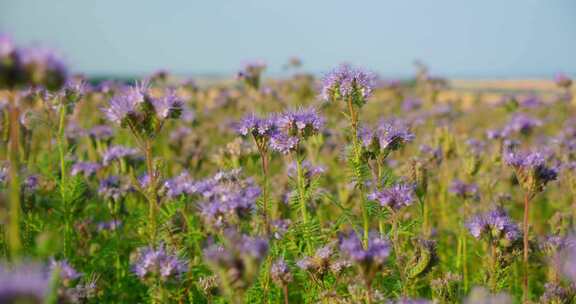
(144, 139), (158, 244)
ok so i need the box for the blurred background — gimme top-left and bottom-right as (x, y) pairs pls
(1, 0), (575, 79)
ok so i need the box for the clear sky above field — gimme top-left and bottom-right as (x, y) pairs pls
(1, 0), (575, 78)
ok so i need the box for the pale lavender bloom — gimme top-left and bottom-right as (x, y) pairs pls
(98, 176), (130, 201)
(321, 63), (376, 102)
(271, 219), (291, 240)
(276, 107), (324, 138)
(192, 170), (261, 228)
(503, 113), (542, 135)
(539, 283), (573, 304)
(237, 60), (266, 89)
(23, 175), (40, 192)
(269, 132), (299, 154)
(520, 95), (542, 108)
(465, 138), (486, 155)
(297, 245), (334, 275)
(49, 259), (81, 282)
(402, 97), (422, 112)
(169, 126), (192, 143)
(369, 183), (415, 210)
(504, 150), (558, 194)
(88, 125), (114, 141)
(0, 263), (51, 303)
(555, 73), (573, 88)
(102, 145), (139, 166)
(18, 47), (67, 75)
(448, 180), (479, 200)
(466, 208), (521, 242)
(132, 244), (187, 280)
(270, 258), (293, 285)
(360, 121), (415, 154)
(151, 90), (183, 119)
(164, 171), (194, 198)
(235, 113), (277, 138)
(101, 83), (146, 124)
(486, 129), (506, 140)
(287, 161), (325, 180)
(464, 287), (513, 304)
(71, 162), (101, 177)
(340, 231), (390, 270)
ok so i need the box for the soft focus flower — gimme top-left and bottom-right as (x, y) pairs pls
(49, 259), (81, 283)
(502, 113), (542, 136)
(504, 150), (558, 196)
(0, 263), (51, 303)
(192, 169), (261, 228)
(448, 180), (479, 200)
(71, 162), (101, 178)
(340, 231), (390, 283)
(555, 73), (572, 88)
(237, 60), (266, 89)
(203, 230), (268, 290)
(369, 183), (415, 211)
(132, 243), (187, 281)
(270, 258), (293, 286)
(466, 207), (521, 245)
(360, 121), (415, 158)
(102, 145), (139, 166)
(98, 176), (131, 201)
(464, 287), (512, 304)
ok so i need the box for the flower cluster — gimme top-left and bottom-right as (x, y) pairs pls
(102, 145), (140, 166)
(98, 176), (132, 202)
(448, 180), (479, 200)
(0, 34), (67, 90)
(237, 60), (266, 89)
(502, 113), (542, 136)
(369, 183), (415, 211)
(270, 107), (323, 154)
(203, 230), (269, 291)
(340, 231), (390, 283)
(192, 169), (261, 228)
(70, 162), (101, 178)
(132, 244), (188, 281)
(504, 150), (558, 197)
(0, 263), (51, 303)
(297, 245), (335, 280)
(321, 64), (376, 106)
(102, 82), (183, 138)
(359, 120), (415, 159)
(466, 208), (521, 246)
(270, 258), (293, 286)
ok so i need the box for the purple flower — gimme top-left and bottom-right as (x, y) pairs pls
(369, 183), (415, 211)
(388, 299), (432, 304)
(96, 220), (122, 232)
(270, 258), (293, 285)
(503, 113), (542, 136)
(237, 60), (266, 89)
(151, 90), (183, 119)
(402, 97), (422, 112)
(287, 160), (325, 180)
(49, 259), (81, 282)
(23, 174), (40, 192)
(448, 180), (479, 200)
(102, 145), (139, 166)
(203, 230), (269, 289)
(271, 219), (292, 240)
(466, 208), (521, 244)
(164, 171), (194, 198)
(555, 73), (572, 88)
(101, 84), (145, 124)
(132, 244), (187, 281)
(98, 176), (131, 201)
(235, 113), (277, 139)
(269, 132), (299, 154)
(464, 138), (485, 156)
(192, 169), (261, 228)
(88, 125), (114, 141)
(360, 121), (415, 157)
(71, 162), (101, 178)
(0, 263), (51, 303)
(539, 283), (573, 304)
(276, 107), (324, 138)
(321, 64), (376, 104)
(504, 150), (558, 195)
(297, 245), (334, 278)
(340, 231), (390, 281)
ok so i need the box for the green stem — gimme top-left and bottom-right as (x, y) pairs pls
(295, 155), (312, 254)
(522, 193), (530, 303)
(144, 139), (158, 244)
(7, 95), (22, 259)
(57, 102), (71, 258)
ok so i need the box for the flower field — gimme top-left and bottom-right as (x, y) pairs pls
(1, 35), (576, 303)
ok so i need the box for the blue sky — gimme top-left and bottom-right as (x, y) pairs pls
(1, 0), (575, 78)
